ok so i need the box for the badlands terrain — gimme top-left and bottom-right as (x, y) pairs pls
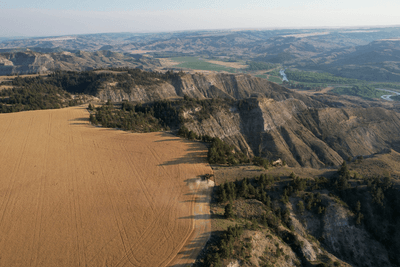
(1, 25), (400, 266)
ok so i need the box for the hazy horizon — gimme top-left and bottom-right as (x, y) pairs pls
(2, 24), (400, 39)
(1, 0), (399, 37)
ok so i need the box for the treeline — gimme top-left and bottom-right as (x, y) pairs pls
(332, 85), (384, 99)
(0, 82), (81, 113)
(89, 95), (230, 132)
(285, 69), (358, 84)
(6, 68), (183, 96)
(89, 100), (178, 132)
(0, 68), (182, 113)
(7, 72), (102, 95)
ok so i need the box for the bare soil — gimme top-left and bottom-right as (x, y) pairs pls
(0, 105), (212, 266)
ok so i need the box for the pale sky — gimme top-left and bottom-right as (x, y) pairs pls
(0, 0), (399, 37)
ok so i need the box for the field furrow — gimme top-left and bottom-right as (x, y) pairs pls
(0, 105), (212, 267)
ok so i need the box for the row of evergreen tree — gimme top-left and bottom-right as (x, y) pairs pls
(0, 82), (82, 113)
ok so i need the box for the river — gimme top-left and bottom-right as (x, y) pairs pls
(377, 88), (400, 101)
(280, 69), (288, 82)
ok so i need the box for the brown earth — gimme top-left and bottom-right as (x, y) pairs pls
(0, 105), (212, 267)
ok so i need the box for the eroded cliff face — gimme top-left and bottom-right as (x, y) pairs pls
(289, 193), (392, 267)
(314, 107), (400, 158)
(184, 108), (255, 158)
(252, 98), (342, 168)
(97, 72), (400, 167)
(0, 52), (54, 74)
(97, 72), (321, 103)
(182, 97), (400, 168)
(170, 73), (295, 100)
(98, 82), (178, 102)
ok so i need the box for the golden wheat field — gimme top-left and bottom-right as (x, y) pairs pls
(0, 105), (212, 266)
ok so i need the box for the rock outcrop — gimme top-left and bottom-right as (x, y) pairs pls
(95, 72), (400, 167)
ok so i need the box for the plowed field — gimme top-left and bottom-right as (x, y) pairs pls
(0, 105), (212, 266)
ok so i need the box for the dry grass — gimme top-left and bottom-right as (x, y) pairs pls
(204, 60), (247, 69)
(291, 86), (335, 96)
(349, 149), (400, 179)
(212, 164), (338, 185)
(0, 105), (212, 266)
(158, 58), (181, 68)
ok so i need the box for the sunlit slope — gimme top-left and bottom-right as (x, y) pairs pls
(0, 106), (211, 266)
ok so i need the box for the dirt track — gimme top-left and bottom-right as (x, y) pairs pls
(0, 105), (212, 266)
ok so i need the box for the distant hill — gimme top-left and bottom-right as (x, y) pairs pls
(2, 27), (400, 81)
(324, 39), (400, 81)
(0, 50), (161, 75)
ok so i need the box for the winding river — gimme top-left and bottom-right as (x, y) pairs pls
(280, 69), (288, 82)
(377, 88), (400, 101)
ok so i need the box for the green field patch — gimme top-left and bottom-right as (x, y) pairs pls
(254, 75), (283, 84)
(246, 61), (278, 71)
(171, 57), (237, 73)
(267, 76), (284, 84)
(332, 85), (387, 99)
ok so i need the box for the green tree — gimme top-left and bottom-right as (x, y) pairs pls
(220, 188), (228, 203)
(297, 201), (305, 214)
(188, 130), (197, 140)
(224, 203), (234, 218)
